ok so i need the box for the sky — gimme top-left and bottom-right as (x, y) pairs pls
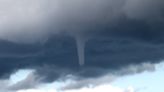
(0, 0), (164, 92)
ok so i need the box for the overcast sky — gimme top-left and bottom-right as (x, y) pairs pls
(0, 0), (164, 92)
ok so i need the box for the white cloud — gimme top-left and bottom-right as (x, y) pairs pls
(64, 85), (134, 92)
(15, 84), (134, 92)
(9, 69), (34, 85)
(17, 89), (57, 92)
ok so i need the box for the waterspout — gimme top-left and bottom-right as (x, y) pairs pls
(76, 37), (86, 66)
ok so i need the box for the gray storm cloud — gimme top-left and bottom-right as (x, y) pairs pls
(0, 0), (163, 42)
(124, 0), (164, 20)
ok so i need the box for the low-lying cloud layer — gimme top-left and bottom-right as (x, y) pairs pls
(0, 62), (158, 92)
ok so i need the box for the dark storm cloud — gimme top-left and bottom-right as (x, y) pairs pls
(0, 27), (164, 81)
(0, 0), (164, 83)
(0, 0), (164, 42)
